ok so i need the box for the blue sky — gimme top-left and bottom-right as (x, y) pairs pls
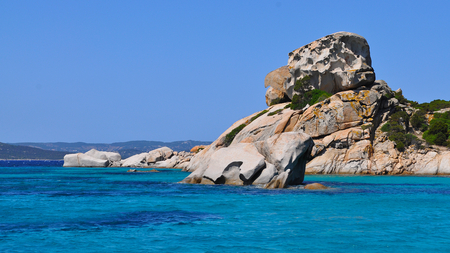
(1, 0), (449, 143)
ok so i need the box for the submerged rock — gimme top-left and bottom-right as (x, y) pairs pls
(304, 183), (328, 190)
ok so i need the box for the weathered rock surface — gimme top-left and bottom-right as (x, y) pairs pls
(181, 104), (315, 188)
(121, 147), (194, 169)
(63, 149), (121, 167)
(180, 32), (450, 181)
(304, 183), (328, 190)
(285, 32), (375, 97)
(264, 66), (291, 106)
(294, 89), (380, 137)
(63, 152), (110, 167)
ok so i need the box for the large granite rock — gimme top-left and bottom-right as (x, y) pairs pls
(294, 89), (381, 137)
(85, 149), (121, 162)
(181, 105), (315, 188)
(264, 66), (291, 106)
(285, 32), (375, 96)
(63, 149), (121, 167)
(121, 147), (194, 168)
(63, 153), (110, 167)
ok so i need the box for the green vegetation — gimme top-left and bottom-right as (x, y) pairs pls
(286, 75), (332, 110)
(250, 110), (268, 122)
(422, 111), (450, 146)
(268, 109), (283, 116)
(361, 124), (373, 131)
(393, 90), (409, 104)
(382, 90), (450, 148)
(269, 98), (282, 106)
(410, 109), (428, 132)
(381, 110), (422, 151)
(223, 124), (247, 147)
(413, 99), (450, 112)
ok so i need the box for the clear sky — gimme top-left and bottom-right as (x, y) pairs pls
(1, 0), (449, 143)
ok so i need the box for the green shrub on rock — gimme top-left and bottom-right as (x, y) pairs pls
(414, 99), (450, 112)
(250, 110), (268, 122)
(410, 109), (427, 130)
(382, 109), (422, 151)
(223, 124), (247, 147)
(422, 117), (450, 146)
(287, 75), (331, 110)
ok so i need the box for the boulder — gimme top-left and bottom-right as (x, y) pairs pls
(181, 122), (314, 188)
(304, 183), (328, 190)
(284, 32), (375, 97)
(201, 143), (266, 185)
(264, 66), (291, 106)
(294, 90), (381, 137)
(190, 145), (208, 153)
(121, 153), (148, 167)
(85, 149), (121, 162)
(256, 132), (314, 186)
(63, 153), (109, 167)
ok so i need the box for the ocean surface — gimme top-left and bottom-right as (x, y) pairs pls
(1, 162), (450, 252)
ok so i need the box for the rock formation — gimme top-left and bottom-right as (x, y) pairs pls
(115, 147), (194, 169)
(181, 103), (315, 188)
(63, 147), (194, 169)
(181, 31), (450, 188)
(63, 149), (121, 167)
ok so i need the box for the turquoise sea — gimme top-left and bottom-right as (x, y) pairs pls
(1, 163), (450, 252)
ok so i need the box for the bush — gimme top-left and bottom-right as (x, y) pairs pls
(414, 99), (450, 112)
(223, 124), (247, 147)
(410, 110), (427, 129)
(268, 109), (283, 116)
(434, 132), (448, 146)
(381, 122), (391, 132)
(382, 109), (423, 151)
(287, 76), (331, 110)
(394, 90), (408, 104)
(250, 110), (268, 122)
(422, 117), (449, 146)
(428, 120), (448, 135)
(294, 75), (311, 92)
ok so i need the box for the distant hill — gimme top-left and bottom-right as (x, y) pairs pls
(0, 142), (70, 160)
(10, 140), (211, 159)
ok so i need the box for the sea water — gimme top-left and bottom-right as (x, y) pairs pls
(1, 165), (450, 252)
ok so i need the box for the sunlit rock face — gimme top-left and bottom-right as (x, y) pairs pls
(285, 32), (375, 97)
(181, 104), (314, 188)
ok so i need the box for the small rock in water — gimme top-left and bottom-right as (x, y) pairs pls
(304, 183), (328, 190)
(127, 169), (160, 173)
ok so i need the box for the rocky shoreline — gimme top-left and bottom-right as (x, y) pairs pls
(180, 32), (450, 188)
(64, 32), (450, 189)
(63, 146), (195, 170)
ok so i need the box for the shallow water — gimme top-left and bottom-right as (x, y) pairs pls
(1, 166), (450, 252)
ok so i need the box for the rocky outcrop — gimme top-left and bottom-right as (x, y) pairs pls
(286, 32), (375, 96)
(121, 147), (193, 169)
(264, 66), (291, 106)
(63, 149), (121, 167)
(264, 32), (375, 103)
(190, 145), (208, 153)
(181, 104), (315, 188)
(63, 147), (194, 169)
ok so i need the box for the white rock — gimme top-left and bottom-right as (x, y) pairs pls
(121, 153), (148, 167)
(202, 143), (266, 184)
(63, 153), (109, 167)
(85, 149), (121, 162)
(285, 32), (375, 96)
